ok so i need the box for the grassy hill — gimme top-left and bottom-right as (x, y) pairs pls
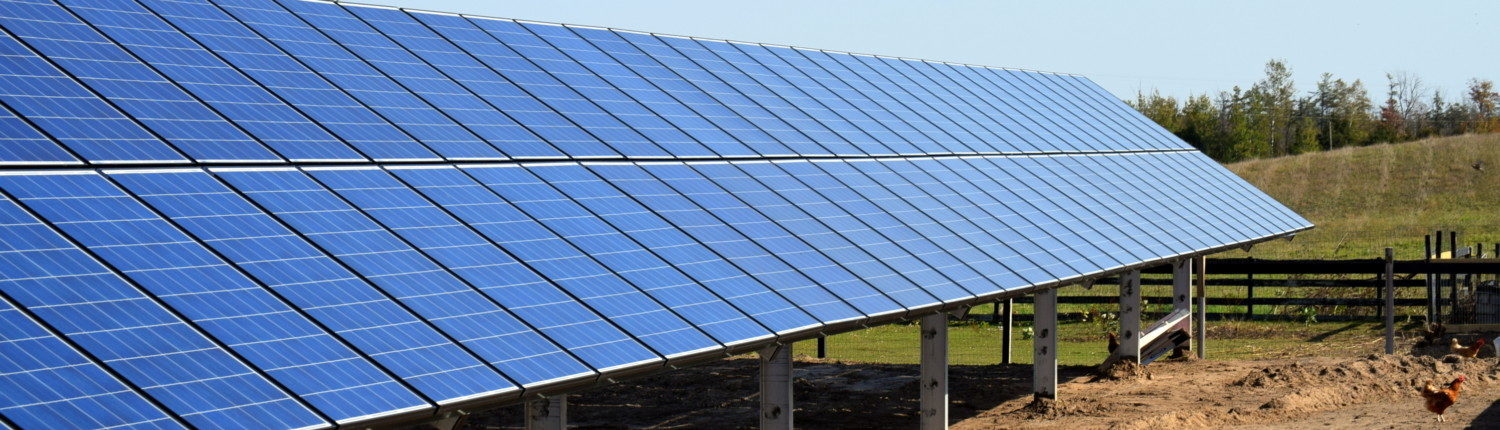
(1224, 133), (1500, 259)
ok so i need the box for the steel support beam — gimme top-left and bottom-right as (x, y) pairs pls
(1033, 288), (1058, 400)
(759, 344), (792, 430)
(524, 395), (565, 430)
(919, 312), (948, 430)
(1117, 270), (1142, 363)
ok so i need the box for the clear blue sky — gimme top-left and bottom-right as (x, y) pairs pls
(374, 0), (1498, 103)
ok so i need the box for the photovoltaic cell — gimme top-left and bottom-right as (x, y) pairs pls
(588, 162), (866, 324)
(301, 167), (603, 386)
(106, 169), (502, 405)
(123, 0), (449, 161)
(0, 183), (324, 429)
(209, 0), (510, 160)
(0, 101), (76, 165)
(0, 172), (421, 424)
(459, 165), (722, 358)
(211, 167), (573, 389)
(0, 294), (182, 429)
(387, 166), (661, 372)
(0, 26), (185, 163)
(530, 163), (815, 336)
(524, 23), (759, 158)
(468, 165), (763, 348)
(691, 162), (940, 310)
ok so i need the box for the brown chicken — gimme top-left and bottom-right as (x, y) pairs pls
(1450, 338), (1486, 358)
(1106, 332), (1119, 355)
(1420, 375), (1466, 422)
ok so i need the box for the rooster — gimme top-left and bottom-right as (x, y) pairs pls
(1420, 375), (1466, 422)
(1450, 338), (1486, 358)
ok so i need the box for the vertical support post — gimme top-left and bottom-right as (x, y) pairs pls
(1384, 247), (1396, 354)
(816, 336), (826, 359)
(1173, 259), (1193, 341)
(1194, 256), (1208, 359)
(1001, 299), (1013, 365)
(759, 345), (792, 430)
(919, 313), (948, 430)
(1435, 230), (1444, 322)
(1033, 288), (1058, 400)
(1117, 270), (1142, 363)
(525, 395), (566, 430)
(1245, 270), (1255, 319)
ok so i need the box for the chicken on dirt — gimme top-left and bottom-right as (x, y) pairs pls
(1420, 375), (1466, 422)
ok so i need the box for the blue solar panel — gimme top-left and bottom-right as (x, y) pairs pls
(0, 0), (293, 163)
(588, 162), (866, 324)
(691, 162), (940, 310)
(642, 162), (905, 317)
(0, 101), (76, 165)
(0, 183), (324, 429)
(713, 42), (898, 156)
(119, 0), (451, 161)
(494, 21), (714, 159)
(58, 0), (392, 163)
(530, 163), (817, 336)
(458, 165), (723, 358)
(0, 172), (422, 424)
(0, 1), (1314, 425)
(386, 166), (661, 372)
(0, 26), (185, 163)
(378, 9), (614, 158)
(602, 31), (801, 157)
(525, 23), (760, 158)
(0, 294), (182, 429)
(652, 35), (847, 156)
(838, 159), (1033, 289)
(300, 167), (606, 386)
(106, 169), (504, 405)
(210, 167), (576, 389)
(208, 0), (513, 161)
(465, 165), (762, 349)
(761, 46), (929, 155)
(769, 161), (994, 298)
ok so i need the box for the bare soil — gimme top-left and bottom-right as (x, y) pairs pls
(463, 345), (1500, 429)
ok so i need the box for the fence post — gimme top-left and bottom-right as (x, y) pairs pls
(1001, 299), (1013, 365)
(1426, 234), (1435, 322)
(1451, 231), (1459, 323)
(1245, 270), (1255, 319)
(816, 336), (826, 359)
(1384, 248), (1395, 354)
(1436, 230), (1444, 322)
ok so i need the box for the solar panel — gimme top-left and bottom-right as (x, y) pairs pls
(106, 169), (503, 405)
(0, 101), (76, 165)
(0, 172), (424, 424)
(209, 167), (578, 391)
(0, 293), (183, 429)
(0, 1), (1312, 426)
(0, 182), (325, 429)
(0, 26), (186, 163)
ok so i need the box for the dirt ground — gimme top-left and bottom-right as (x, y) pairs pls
(463, 340), (1500, 429)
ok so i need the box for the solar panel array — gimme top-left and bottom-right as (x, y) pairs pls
(0, 0), (1311, 427)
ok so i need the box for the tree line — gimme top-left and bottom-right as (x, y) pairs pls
(1127, 60), (1500, 162)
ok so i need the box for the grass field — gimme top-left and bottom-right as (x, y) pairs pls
(789, 320), (1395, 366)
(1224, 133), (1500, 259)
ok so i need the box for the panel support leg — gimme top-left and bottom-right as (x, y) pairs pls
(1117, 270), (1142, 363)
(1174, 259), (1193, 357)
(1194, 256), (1208, 359)
(1033, 288), (1058, 400)
(920, 312), (948, 430)
(759, 344), (792, 430)
(525, 395), (565, 430)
